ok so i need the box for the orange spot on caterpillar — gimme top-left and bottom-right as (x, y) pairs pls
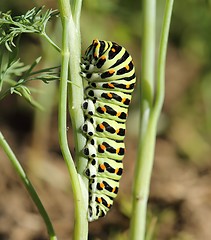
(111, 48), (116, 52)
(100, 55), (106, 60)
(116, 112), (121, 117)
(122, 98), (126, 103)
(108, 83), (114, 88)
(107, 93), (113, 98)
(99, 123), (105, 130)
(108, 69), (115, 74)
(126, 84), (130, 89)
(101, 107), (106, 112)
(125, 65), (130, 70)
(116, 148), (120, 154)
(100, 164), (106, 170)
(115, 168), (119, 174)
(116, 129), (120, 134)
(100, 144), (106, 151)
(97, 197), (102, 203)
(112, 187), (116, 193)
(100, 182), (105, 189)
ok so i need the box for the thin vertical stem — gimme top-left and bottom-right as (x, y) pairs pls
(67, 9), (87, 176)
(71, 0), (83, 25)
(141, 0), (156, 109)
(66, 8), (89, 240)
(67, 1), (89, 236)
(130, 0), (174, 239)
(130, 1), (156, 240)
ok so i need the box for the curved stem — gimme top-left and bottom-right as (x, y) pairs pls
(0, 132), (57, 240)
(67, 0), (87, 176)
(58, 0), (88, 239)
(153, 0), (174, 118)
(42, 33), (61, 52)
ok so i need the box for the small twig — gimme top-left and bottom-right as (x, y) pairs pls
(0, 131), (57, 240)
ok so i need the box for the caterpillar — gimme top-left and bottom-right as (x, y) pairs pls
(80, 39), (136, 222)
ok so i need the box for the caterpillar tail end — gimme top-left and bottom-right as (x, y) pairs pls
(88, 204), (107, 222)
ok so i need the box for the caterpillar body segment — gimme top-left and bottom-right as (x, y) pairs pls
(82, 116), (126, 141)
(84, 87), (132, 107)
(82, 99), (128, 123)
(89, 79), (136, 93)
(83, 137), (125, 160)
(84, 157), (123, 181)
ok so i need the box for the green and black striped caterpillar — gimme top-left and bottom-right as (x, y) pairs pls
(80, 39), (136, 222)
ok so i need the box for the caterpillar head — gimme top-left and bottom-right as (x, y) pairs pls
(85, 39), (100, 60)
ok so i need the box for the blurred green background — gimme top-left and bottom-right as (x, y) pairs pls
(0, 1), (211, 240)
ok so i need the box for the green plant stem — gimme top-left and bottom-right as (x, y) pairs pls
(42, 33), (61, 52)
(67, 0), (89, 236)
(154, 0), (174, 116)
(141, 0), (156, 108)
(130, 1), (174, 240)
(67, 0), (87, 176)
(58, 0), (88, 239)
(0, 132), (57, 240)
(130, 1), (156, 239)
(71, 0), (83, 25)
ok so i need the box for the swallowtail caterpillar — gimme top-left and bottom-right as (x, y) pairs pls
(80, 39), (136, 222)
